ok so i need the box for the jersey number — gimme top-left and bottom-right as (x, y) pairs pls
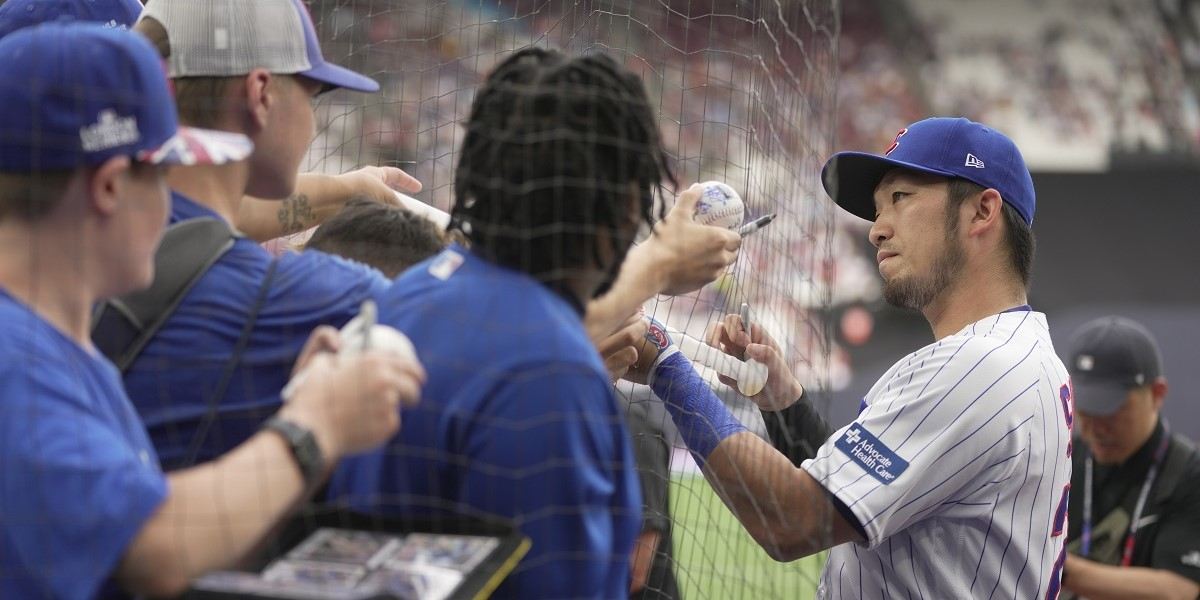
(1045, 382), (1074, 599)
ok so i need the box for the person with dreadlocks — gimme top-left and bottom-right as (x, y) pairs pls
(328, 48), (710, 597)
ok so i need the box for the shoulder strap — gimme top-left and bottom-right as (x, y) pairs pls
(1154, 433), (1198, 504)
(91, 217), (237, 372)
(179, 257), (281, 468)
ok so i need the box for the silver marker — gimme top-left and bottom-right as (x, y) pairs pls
(737, 212), (776, 236)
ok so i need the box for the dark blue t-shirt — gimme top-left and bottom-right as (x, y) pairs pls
(329, 246), (642, 598)
(0, 289), (168, 599)
(122, 192), (389, 469)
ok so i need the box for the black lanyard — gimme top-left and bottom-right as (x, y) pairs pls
(1081, 423), (1171, 566)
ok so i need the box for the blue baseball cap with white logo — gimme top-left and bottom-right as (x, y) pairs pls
(0, 0), (143, 39)
(822, 117), (1036, 225)
(0, 22), (252, 171)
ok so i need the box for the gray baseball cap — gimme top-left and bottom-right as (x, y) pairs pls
(1067, 316), (1163, 416)
(140, 0), (378, 92)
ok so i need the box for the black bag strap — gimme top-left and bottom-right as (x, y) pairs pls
(180, 257), (281, 468)
(1154, 433), (1198, 505)
(92, 217), (237, 372)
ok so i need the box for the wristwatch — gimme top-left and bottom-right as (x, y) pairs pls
(262, 416), (325, 488)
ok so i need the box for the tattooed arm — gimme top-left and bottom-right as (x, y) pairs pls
(236, 167), (422, 242)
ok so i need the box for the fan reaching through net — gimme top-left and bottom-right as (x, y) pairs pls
(302, 1), (846, 597)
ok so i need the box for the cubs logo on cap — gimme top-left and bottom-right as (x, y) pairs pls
(821, 117), (1036, 226)
(0, 22), (252, 171)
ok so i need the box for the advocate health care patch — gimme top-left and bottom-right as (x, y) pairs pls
(835, 423), (910, 484)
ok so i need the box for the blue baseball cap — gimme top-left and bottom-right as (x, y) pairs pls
(0, 22), (252, 171)
(0, 0), (143, 39)
(141, 0), (379, 93)
(822, 117), (1036, 225)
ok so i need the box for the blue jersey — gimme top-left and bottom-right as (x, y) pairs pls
(0, 289), (167, 600)
(123, 191), (389, 469)
(329, 246), (641, 598)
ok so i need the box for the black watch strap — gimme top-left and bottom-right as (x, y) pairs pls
(262, 416), (325, 488)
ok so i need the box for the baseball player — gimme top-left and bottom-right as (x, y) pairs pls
(629, 117), (1073, 598)
(0, 23), (423, 598)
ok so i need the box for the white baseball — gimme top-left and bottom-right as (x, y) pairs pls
(694, 181), (745, 230)
(342, 322), (419, 364)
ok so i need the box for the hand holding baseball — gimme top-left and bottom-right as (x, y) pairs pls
(706, 313), (805, 411)
(645, 183), (742, 296)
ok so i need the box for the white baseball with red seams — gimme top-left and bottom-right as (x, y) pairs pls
(694, 181), (745, 230)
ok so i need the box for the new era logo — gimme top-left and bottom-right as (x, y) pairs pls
(965, 153), (985, 168)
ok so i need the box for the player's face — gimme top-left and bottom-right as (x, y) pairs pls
(247, 75), (320, 200)
(106, 162), (171, 294)
(869, 170), (965, 310)
(1076, 385), (1160, 465)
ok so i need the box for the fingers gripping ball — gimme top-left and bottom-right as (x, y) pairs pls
(694, 181), (745, 230)
(339, 311), (418, 364)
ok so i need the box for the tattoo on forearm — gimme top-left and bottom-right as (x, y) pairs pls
(277, 193), (315, 234)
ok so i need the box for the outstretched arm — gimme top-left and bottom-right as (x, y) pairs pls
(238, 167), (422, 241)
(585, 184), (740, 341)
(629, 322), (862, 561)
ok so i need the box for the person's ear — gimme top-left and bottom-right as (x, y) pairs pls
(1150, 376), (1168, 411)
(243, 68), (274, 132)
(965, 188), (1004, 238)
(86, 156), (132, 218)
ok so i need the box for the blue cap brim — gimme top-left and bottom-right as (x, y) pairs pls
(821, 151), (958, 222)
(300, 61), (379, 93)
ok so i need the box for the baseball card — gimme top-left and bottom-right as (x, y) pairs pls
(386, 533), (499, 573)
(261, 559), (367, 590)
(360, 564), (462, 600)
(287, 528), (402, 568)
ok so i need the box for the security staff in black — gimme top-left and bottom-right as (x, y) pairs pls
(1061, 316), (1200, 600)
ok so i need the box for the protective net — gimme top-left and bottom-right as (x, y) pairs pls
(303, 0), (843, 597)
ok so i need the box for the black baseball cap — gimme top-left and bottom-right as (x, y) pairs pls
(1067, 316), (1163, 416)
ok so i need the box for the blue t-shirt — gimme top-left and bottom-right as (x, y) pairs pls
(0, 289), (168, 599)
(122, 192), (390, 469)
(329, 246), (642, 599)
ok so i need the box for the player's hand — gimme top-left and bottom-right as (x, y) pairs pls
(706, 314), (804, 411)
(337, 165), (423, 206)
(281, 350), (426, 459)
(594, 313), (648, 383)
(643, 184), (741, 296)
(624, 317), (674, 386)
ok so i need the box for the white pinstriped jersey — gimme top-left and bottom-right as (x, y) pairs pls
(802, 309), (1074, 599)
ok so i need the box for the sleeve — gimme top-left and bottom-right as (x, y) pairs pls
(761, 396), (835, 467)
(459, 364), (641, 598)
(1148, 466), (1200, 583)
(0, 363), (168, 599)
(625, 408), (671, 534)
(800, 343), (1038, 548)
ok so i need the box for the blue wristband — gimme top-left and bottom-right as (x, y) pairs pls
(651, 351), (748, 465)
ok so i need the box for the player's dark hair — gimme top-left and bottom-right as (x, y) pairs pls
(306, 199), (447, 278)
(449, 48), (675, 299)
(135, 17), (238, 129)
(946, 178), (1035, 287)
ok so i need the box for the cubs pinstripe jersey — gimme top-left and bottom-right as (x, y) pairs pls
(802, 309), (1074, 599)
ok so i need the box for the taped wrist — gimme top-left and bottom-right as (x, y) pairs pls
(651, 351), (747, 465)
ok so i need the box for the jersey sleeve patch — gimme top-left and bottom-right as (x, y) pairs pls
(834, 423), (910, 485)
